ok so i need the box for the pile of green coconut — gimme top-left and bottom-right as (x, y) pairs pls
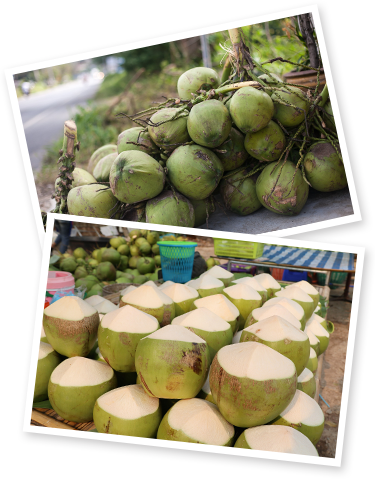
(36, 269), (333, 457)
(49, 229), (188, 297)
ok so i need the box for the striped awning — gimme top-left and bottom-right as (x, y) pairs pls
(257, 245), (355, 272)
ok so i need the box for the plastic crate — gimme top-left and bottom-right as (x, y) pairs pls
(157, 241), (197, 283)
(282, 270), (308, 282)
(317, 272), (348, 288)
(214, 239), (264, 259)
(271, 268), (284, 281)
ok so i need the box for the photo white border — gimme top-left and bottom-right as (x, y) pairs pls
(5, 4), (361, 247)
(23, 211), (364, 467)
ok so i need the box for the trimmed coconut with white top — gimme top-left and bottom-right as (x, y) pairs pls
(120, 285), (137, 297)
(231, 276), (268, 304)
(194, 275), (225, 298)
(120, 285), (175, 327)
(197, 367), (215, 404)
(171, 308), (233, 361)
(48, 357), (117, 422)
(157, 398), (235, 446)
(200, 265), (234, 287)
(143, 280), (158, 288)
(34, 342), (62, 402)
(311, 311), (330, 332)
(43, 296), (100, 358)
(292, 280), (320, 309)
(306, 347), (318, 374)
(95, 298), (118, 320)
(223, 284), (262, 331)
(234, 425), (318, 456)
(185, 279), (200, 289)
(98, 305), (160, 372)
(240, 316), (309, 375)
(263, 297), (305, 330)
(275, 287), (314, 327)
(210, 342), (297, 428)
(191, 294), (240, 334)
(297, 368), (316, 398)
(269, 389), (324, 445)
(85, 295), (104, 307)
(135, 325), (210, 399)
(305, 327), (321, 356)
(161, 284), (199, 316)
(255, 273), (282, 298)
(244, 303), (302, 330)
(305, 315), (330, 355)
(93, 384), (162, 437)
(158, 281), (175, 290)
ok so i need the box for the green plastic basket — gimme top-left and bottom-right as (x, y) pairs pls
(157, 241), (197, 283)
(214, 238), (264, 259)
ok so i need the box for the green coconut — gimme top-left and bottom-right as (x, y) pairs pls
(306, 347), (318, 374)
(135, 325), (210, 399)
(94, 298), (118, 320)
(41, 325), (48, 343)
(177, 67), (220, 100)
(34, 342), (62, 402)
(272, 86), (310, 127)
(148, 108), (189, 151)
(118, 255), (129, 271)
(60, 257), (77, 273)
(201, 265), (234, 287)
(86, 284), (103, 297)
(292, 280), (320, 310)
(93, 384), (162, 437)
(191, 294), (240, 334)
(100, 248), (121, 268)
(166, 144), (224, 201)
(74, 266), (88, 280)
(223, 283), (262, 331)
(110, 237), (126, 249)
(88, 144), (117, 173)
(256, 160), (309, 215)
(189, 198), (215, 227)
(234, 425), (318, 456)
(93, 152), (118, 182)
(187, 99), (231, 148)
(145, 191), (195, 227)
(258, 72), (283, 95)
(297, 368), (316, 398)
(136, 257), (155, 275)
(210, 342), (297, 427)
(195, 275), (225, 298)
(263, 296), (306, 330)
(96, 262), (117, 281)
(220, 167), (262, 216)
(43, 296), (100, 358)
(55, 167), (97, 190)
(230, 86), (274, 133)
(323, 100), (336, 131)
(240, 316), (310, 375)
(305, 329), (321, 357)
(303, 141), (347, 192)
(244, 120), (286, 162)
(255, 273), (282, 298)
(110, 150), (165, 204)
(146, 231), (159, 245)
(117, 244), (130, 255)
(275, 287), (315, 325)
(67, 184), (119, 219)
(161, 284), (199, 316)
(216, 127), (249, 171)
(269, 390), (325, 445)
(139, 242), (152, 256)
(157, 398), (235, 446)
(98, 305), (159, 372)
(305, 315), (330, 355)
(48, 357), (117, 423)
(244, 303), (303, 331)
(120, 285), (175, 327)
(231, 277), (268, 304)
(117, 127), (158, 155)
(73, 247), (86, 259)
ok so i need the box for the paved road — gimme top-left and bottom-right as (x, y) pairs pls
(18, 78), (102, 170)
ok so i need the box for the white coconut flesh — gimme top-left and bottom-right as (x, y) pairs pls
(217, 342), (295, 381)
(196, 275), (224, 291)
(143, 280), (158, 288)
(45, 296), (97, 321)
(185, 279), (200, 289)
(232, 330), (243, 344)
(308, 347), (317, 366)
(51, 357), (114, 387)
(305, 328), (321, 351)
(242, 425), (318, 456)
(39, 342), (55, 360)
(201, 265), (233, 281)
(122, 285), (173, 308)
(85, 295), (104, 307)
(305, 318), (329, 353)
(251, 305), (301, 329)
(242, 316), (308, 343)
(120, 285), (137, 296)
(223, 284), (262, 301)
(95, 299), (118, 315)
(168, 399), (234, 445)
(101, 305), (159, 333)
(298, 368), (314, 384)
(306, 314), (329, 331)
(161, 284), (198, 304)
(255, 273), (281, 291)
(193, 294), (239, 322)
(292, 280), (320, 298)
(97, 384), (159, 420)
(263, 297), (305, 324)
(276, 287), (313, 306)
(172, 308), (231, 333)
(277, 390), (324, 427)
(158, 281), (175, 290)
(142, 324), (206, 343)
(232, 277), (267, 297)
(314, 304), (321, 313)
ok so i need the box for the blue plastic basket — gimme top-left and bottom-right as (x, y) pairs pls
(157, 241), (197, 283)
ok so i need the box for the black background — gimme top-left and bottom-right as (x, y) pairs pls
(6, 2), (375, 479)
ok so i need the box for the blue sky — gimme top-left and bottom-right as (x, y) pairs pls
(16, 3), (352, 62)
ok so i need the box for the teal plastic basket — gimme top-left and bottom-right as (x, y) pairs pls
(157, 241), (197, 283)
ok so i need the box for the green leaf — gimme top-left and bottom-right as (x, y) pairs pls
(49, 255), (60, 265)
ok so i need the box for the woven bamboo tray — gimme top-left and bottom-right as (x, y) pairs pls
(31, 285), (330, 431)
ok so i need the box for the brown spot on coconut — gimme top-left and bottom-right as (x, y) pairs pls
(161, 284), (199, 316)
(157, 398), (235, 446)
(262, 296), (306, 330)
(232, 276), (267, 304)
(191, 294), (240, 334)
(275, 287), (314, 327)
(244, 303), (303, 330)
(305, 315), (330, 354)
(255, 273), (282, 298)
(223, 283), (262, 331)
(200, 265), (234, 287)
(209, 342), (297, 428)
(34, 342), (62, 402)
(120, 285), (175, 327)
(135, 325), (210, 399)
(43, 296), (100, 358)
(297, 368), (316, 398)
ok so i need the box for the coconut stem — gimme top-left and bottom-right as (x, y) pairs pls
(221, 56), (232, 84)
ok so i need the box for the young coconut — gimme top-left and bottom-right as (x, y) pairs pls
(306, 348), (318, 374)
(305, 315), (330, 355)
(145, 191), (195, 228)
(194, 275), (225, 298)
(85, 295), (104, 308)
(263, 296), (306, 330)
(48, 357), (117, 423)
(234, 425), (318, 456)
(98, 305), (160, 373)
(288, 280), (320, 310)
(200, 265), (234, 287)
(269, 390), (325, 445)
(95, 298), (118, 320)
(93, 384), (162, 438)
(157, 398), (235, 446)
(158, 281), (175, 290)
(275, 287), (315, 327)
(297, 368), (317, 399)
(34, 342), (62, 402)
(67, 184), (119, 219)
(120, 285), (137, 297)
(311, 311), (332, 333)
(43, 296), (100, 358)
(223, 283), (262, 331)
(305, 329), (321, 357)
(240, 316), (310, 375)
(161, 284), (199, 316)
(255, 273), (282, 298)
(210, 342), (297, 428)
(232, 276), (267, 304)
(171, 308), (233, 361)
(244, 304), (302, 331)
(135, 325), (210, 399)
(120, 285), (175, 327)
(177, 67), (220, 100)
(191, 294), (240, 334)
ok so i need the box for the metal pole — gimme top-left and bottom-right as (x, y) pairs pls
(200, 35), (212, 68)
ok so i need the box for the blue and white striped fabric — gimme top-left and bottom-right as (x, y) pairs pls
(258, 245), (354, 272)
